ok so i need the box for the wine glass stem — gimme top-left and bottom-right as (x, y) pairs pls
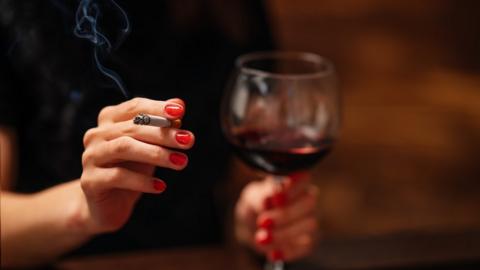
(266, 260), (284, 270)
(267, 175), (286, 270)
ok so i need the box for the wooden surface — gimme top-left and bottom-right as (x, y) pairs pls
(56, 246), (261, 270)
(55, 231), (480, 270)
(265, 0), (480, 238)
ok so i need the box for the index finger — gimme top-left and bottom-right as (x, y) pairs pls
(98, 97), (185, 125)
(258, 186), (318, 230)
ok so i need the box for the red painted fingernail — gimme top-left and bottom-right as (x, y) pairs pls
(256, 229), (273, 245)
(153, 180), (166, 192)
(175, 131), (192, 145)
(258, 217), (275, 229)
(169, 153), (188, 166)
(272, 192), (287, 207)
(165, 104), (184, 117)
(269, 250), (284, 261)
(263, 196), (273, 210)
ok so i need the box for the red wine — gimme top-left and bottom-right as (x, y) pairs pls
(231, 129), (332, 175)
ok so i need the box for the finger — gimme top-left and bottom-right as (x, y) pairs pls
(264, 230), (318, 262)
(257, 185), (318, 229)
(81, 167), (167, 195)
(263, 173), (311, 209)
(251, 228), (272, 255)
(270, 217), (318, 247)
(260, 176), (288, 210)
(89, 120), (195, 149)
(255, 216), (317, 249)
(267, 250), (287, 262)
(241, 179), (278, 213)
(166, 98), (185, 108)
(280, 231), (318, 262)
(82, 136), (188, 170)
(98, 97), (185, 125)
(120, 161), (155, 176)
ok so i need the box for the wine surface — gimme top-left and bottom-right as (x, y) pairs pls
(231, 129), (332, 174)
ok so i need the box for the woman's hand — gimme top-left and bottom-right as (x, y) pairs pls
(235, 173), (319, 262)
(79, 97), (194, 234)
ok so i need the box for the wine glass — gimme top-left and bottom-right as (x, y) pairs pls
(221, 51), (339, 270)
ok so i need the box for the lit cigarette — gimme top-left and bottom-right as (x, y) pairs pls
(133, 113), (181, 128)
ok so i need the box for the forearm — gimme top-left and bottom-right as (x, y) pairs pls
(1, 180), (92, 268)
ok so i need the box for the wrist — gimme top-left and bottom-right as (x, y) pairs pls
(63, 181), (95, 238)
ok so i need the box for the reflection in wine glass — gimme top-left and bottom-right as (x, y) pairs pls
(221, 52), (339, 270)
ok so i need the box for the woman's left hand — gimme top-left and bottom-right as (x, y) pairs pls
(235, 172), (319, 262)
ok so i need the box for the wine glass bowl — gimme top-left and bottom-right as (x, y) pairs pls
(222, 51), (339, 176)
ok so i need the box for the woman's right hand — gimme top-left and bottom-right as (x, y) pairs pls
(79, 97), (194, 235)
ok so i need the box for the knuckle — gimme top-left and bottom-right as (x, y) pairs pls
(113, 136), (134, 154)
(83, 128), (98, 147)
(80, 174), (95, 193)
(123, 122), (137, 135)
(98, 106), (113, 124)
(106, 167), (123, 183)
(126, 97), (145, 113)
(150, 146), (165, 161)
(130, 97), (144, 105)
(81, 148), (94, 167)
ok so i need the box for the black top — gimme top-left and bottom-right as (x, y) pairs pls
(0, 0), (273, 256)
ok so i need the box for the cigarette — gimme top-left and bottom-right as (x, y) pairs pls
(133, 113), (181, 128)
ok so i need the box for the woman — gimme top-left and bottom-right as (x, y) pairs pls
(0, 0), (319, 267)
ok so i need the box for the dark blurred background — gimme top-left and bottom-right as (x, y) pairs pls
(258, 0), (480, 238)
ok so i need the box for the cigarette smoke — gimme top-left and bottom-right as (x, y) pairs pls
(73, 0), (130, 98)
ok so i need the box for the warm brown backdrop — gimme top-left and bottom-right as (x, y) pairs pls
(264, 0), (480, 237)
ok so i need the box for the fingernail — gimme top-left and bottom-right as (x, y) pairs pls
(165, 104), (184, 117)
(169, 153), (188, 166)
(263, 196), (273, 210)
(175, 131), (192, 145)
(153, 180), (166, 192)
(258, 217), (275, 229)
(256, 229), (273, 245)
(269, 250), (284, 261)
(272, 192), (287, 207)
